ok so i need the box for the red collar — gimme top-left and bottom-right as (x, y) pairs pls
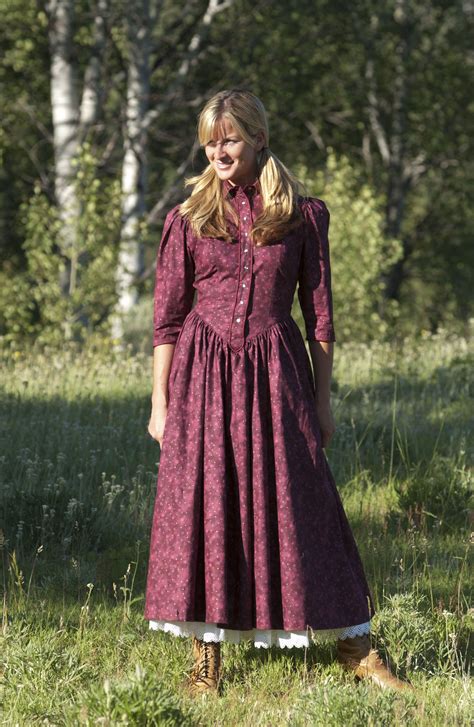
(223, 177), (261, 199)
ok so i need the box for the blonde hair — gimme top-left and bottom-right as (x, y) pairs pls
(179, 89), (304, 245)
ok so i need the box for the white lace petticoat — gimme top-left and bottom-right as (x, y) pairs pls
(148, 619), (371, 649)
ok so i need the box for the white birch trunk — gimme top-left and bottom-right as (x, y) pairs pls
(112, 0), (235, 339)
(47, 0), (80, 304)
(112, 0), (150, 338)
(47, 0), (108, 336)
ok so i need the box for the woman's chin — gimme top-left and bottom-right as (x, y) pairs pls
(213, 164), (255, 187)
(214, 166), (235, 179)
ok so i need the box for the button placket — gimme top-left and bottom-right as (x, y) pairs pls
(229, 188), (254, 351)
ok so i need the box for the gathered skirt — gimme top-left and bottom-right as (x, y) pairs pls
(144, 309), (374, 645)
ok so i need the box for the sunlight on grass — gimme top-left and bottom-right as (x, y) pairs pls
(0, 333), (472, 725)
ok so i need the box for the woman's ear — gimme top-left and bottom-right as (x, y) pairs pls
(255, 130), (266, 151)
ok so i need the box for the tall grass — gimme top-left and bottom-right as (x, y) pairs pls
(0, 331), (472, 725)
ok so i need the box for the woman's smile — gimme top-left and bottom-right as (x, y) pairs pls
(205, 117), (263, 186)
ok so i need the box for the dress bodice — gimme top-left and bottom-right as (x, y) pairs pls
(153, 178), (336, 353)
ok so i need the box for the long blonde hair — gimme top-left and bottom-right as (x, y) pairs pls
(179, 89), (304, 246)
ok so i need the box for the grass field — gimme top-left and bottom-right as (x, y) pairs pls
(0, 330), (472, 725)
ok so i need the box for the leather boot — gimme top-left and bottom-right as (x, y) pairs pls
(188, 636), (221, 696)
(336, 634), (413, 691)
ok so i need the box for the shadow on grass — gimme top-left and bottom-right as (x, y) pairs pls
(1, 354), (472, 627)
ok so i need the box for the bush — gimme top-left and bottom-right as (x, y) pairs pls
(0, 143), (122, 345)
(72, 665), (192, 725)
(295, 152), (403, 343)
(372, 592), (472, 676)
(292, 680), (415, 727)
(394, 455), (472, 531)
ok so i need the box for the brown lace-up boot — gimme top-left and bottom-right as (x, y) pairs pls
(188, 636), (221, 696)
(336, 634), (414, 691)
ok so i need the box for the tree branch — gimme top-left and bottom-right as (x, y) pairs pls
(147, 135), (201, 227)
(365, 57), (391, 166)
(304, 120), (325, 151)
(79, 0), (109, 133)
(144, 0), (236, 130)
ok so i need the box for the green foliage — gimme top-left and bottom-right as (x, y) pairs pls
(394, 455), (473, 532)
(0, 143), (122, 345)
(296, 151), (404, 342)
(373, 592), (472, 676)
(0, 336), (472, 724)
(1, 0), (474, 345)
(0, 0), (51, 261)
(0, 268), (37, 338)
(399, 166), (474, 338)
(73, 664), (192, 726)
(121, 295), (154, 353)
(291, 680), (416, 727)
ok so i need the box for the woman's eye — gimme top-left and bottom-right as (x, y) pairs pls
(204, 139), (239, 149)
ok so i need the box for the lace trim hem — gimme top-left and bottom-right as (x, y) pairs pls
(148, 619), (371, 649)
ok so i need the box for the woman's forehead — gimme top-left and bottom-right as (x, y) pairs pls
(205, 116), (240, 141)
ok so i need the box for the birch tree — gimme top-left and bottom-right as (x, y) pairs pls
(45, 0), (107, 326)
(113, 0), (236, 337)
(112, 0), (151, 338)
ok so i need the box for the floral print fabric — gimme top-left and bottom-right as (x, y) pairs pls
(144, 179), (374, 639)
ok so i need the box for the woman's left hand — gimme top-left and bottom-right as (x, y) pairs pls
(315, 400), (336, 449)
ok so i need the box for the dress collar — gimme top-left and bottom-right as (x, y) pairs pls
(223, 177), (261, 199)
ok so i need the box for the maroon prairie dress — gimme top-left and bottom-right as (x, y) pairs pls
(144, 178), (374, 648)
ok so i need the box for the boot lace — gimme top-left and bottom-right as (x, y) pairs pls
(191, 639), (218, 687)
(200, 642), (212, 678)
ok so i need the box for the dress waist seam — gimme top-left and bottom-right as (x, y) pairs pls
(188, 308), (296, 350)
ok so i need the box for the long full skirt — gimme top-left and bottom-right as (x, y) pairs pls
(144, 309), (374, 647)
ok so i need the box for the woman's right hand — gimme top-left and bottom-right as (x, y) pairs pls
(148, 403), (168, 447)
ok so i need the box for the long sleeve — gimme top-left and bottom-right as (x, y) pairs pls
(153, 204), (196, 347)
(297, 197), (336, 342)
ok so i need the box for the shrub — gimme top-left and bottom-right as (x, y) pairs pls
(295, 152), (403, 343)
(372, 592), (471, 676)
(394, 455), (472, 531)
(0, 143), (122, 345)
(73, 664), (192, 726)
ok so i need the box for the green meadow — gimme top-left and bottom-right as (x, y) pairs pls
(0, 331), (472, 726)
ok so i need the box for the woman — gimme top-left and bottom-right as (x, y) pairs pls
(145, 89), (410, 696)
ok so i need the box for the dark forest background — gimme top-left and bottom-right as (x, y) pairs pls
(1, 0), (473, 346)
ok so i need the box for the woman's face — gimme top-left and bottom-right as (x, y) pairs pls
(204, 117), (264, 187)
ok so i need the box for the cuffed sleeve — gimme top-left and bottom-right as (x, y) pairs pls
(297, 197), (336, 342)
(153, 205), (195, 347)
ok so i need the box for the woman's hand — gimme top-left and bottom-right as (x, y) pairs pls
(149, 344), (175, 447)
(315, 399), (336, 449)
(148, 402), (168, 447)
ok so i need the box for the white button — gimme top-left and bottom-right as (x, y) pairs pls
(241, 201), (246, 205)
(242, 283), (246, 287)
(244, 265), (249, 270)
(236, 317), (241, 323)
(239, 300), (244, 304)
(245, 232), (249, 236)
(243, 216), (247, 221)
(244, 248), (248, 252)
